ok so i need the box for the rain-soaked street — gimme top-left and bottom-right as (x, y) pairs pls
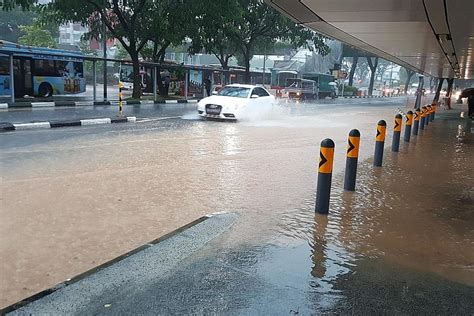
(1, 98), (473, 313)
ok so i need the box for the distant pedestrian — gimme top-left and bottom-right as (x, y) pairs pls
(204, 77), (211, 97)
(164, 75), (170, 97)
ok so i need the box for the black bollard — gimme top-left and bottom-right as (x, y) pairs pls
(315, 138), (335, 214)
(425, 105), (431, 126)
(413, 108), (421, 135)
(431, 103), (436, 121)
(404, 111), (413, 142)
(392, 114), (402, 152)
(420, 106), (426, 130)
(344, 129), (360, 191)
(373, 120), (386, 167)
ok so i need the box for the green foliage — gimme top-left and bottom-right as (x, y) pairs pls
(0, 6), (58, 43)
(190, 0), (329, 82)
(0, 0), (35, 11)
(342, 85), (358, 94)
(18, 24), (57, 48)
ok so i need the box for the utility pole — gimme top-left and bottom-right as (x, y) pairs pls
(262, 54), (266, 87)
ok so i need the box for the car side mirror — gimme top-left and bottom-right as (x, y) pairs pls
(212, 90), (218, 95)
(251, 94), (259, 98)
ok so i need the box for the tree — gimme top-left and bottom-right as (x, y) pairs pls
(354, 58), (369, 85)
(0, 7), (36, 42)
(0, 0), (35, 10)
(139, 0), (194, 96)
(367, 56), (378, 95)
(195, 0), (329, 84)
(375, 59), (390, 84)
(348, 56), (358, 86)
(189, 0), (240, 80)
(18, 24), (57, 48)
(43, 0), (154, 99)
(399, 67), (415, 94)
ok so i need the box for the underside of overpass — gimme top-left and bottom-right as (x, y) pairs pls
(267, 0), (474, 80)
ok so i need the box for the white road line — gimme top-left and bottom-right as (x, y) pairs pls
(80, 118), (112, 125)
(137, 116), (181, 123)
(165, 100), (178, 104)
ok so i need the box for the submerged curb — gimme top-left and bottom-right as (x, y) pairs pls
(2, 212), (238, 314)
(0, 99), (199, 109)
(0, 116), (137, 132)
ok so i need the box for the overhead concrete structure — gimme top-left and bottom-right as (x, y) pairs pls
(267, 0), (474, 79)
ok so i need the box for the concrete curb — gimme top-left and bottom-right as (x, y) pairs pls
(2, 212), (238, 314)
(0, 99), (199, 109)
(0, 116), (137, 132)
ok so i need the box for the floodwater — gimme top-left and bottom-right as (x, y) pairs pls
(1, 100), (473, 311)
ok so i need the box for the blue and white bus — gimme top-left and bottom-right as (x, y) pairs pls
(0, 41), (86, 98)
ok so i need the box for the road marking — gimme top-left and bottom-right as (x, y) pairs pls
(126, 116), (137, 122)
(0, 103), (8, 109)
(137, 116), (182, 123)
(165, 100), (178, 104)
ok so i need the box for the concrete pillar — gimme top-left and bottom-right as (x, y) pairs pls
(433, 78), (444, 103)
(414, 75), (424, 109)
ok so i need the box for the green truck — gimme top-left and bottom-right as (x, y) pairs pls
(303, 73), (337, 98)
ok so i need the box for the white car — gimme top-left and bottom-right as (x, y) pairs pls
(197, 84), (275, 120)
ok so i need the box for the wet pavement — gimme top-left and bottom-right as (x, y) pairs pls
(1, 98), (473, 313)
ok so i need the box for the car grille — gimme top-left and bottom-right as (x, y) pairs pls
(205, 104), (222, 115)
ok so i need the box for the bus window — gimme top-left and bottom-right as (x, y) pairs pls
(74, 62), (83, 78)
(56, 60), (71, 77)
(34, 59), (57, 77)
(0, 57), (8, 75)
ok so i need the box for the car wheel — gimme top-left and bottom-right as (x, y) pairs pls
(38, 83), (53, 97)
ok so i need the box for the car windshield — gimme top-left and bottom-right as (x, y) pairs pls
(217, 86), (250, 98)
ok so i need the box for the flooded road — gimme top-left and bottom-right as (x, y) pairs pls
(1, 100), (473, 312)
